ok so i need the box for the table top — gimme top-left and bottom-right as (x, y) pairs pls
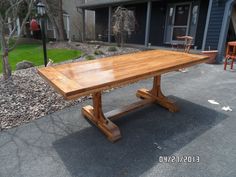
(38, 50), (209, 100)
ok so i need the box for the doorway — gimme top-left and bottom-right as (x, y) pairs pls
(227, 4), (236, 43)
(164, 3), (191, 43)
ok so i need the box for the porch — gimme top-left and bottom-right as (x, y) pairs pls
(79, 0), (210, 50)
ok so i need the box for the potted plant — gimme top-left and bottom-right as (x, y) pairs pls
(201, 48), (218, 64)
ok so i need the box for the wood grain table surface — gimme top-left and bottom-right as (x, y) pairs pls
(38, 50), (209, 100)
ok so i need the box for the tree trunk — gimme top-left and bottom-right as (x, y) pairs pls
(1, 31), (12, 80)
(57, 0), (66, 41)
(1, 48), (12, 80)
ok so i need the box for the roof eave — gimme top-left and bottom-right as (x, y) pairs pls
(77, 0), (154, 10)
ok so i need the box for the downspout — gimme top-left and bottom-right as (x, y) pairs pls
(202, 0), (213, 50)
(217, 0), (234, 63)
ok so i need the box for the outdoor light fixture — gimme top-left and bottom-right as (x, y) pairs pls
(36, 2), (46, 16)
(36, 1), (48, 67)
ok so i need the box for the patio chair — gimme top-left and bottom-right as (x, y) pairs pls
(176, 35), (193, 53)
(173, 36), (193, 72)
(224, 41), (236, 70)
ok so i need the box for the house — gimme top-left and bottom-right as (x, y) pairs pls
(46, 0), (85, 41)
(78, 0), (236, 62)
(45, 0), (95, 41)
(9, 0), (86, 41)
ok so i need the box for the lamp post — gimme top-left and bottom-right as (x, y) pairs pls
(37, 2), (47, 67)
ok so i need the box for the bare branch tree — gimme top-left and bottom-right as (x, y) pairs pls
(0, 0), (34, 80)
(112, 6), (136, 47)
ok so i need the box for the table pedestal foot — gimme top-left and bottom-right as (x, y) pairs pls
(136, 76), (179, 113)
(82, 76), (178, 142)
(82, 92), (121, 142)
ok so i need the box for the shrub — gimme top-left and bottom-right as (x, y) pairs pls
(107, 46), (118, 52)
(94, 50), (104, 55)
(85, 55), (95, 60)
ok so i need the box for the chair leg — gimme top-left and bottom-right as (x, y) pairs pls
(231, 58), (234, 70)
(224, 57), (229, 70)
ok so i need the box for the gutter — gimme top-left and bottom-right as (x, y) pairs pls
(77, 0), (150, 10)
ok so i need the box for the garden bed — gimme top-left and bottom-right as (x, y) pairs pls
(0, 43), (141, 130)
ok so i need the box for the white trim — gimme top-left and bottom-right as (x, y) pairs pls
(8, 18), (12, 35)
(16, 18), (20, 36)
(170, 2), (192, 43)
(63, 14), (70, 40)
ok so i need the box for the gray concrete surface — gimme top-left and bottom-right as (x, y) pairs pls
(0, 64), (236, 177)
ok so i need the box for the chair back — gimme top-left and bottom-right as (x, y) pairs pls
(176, 36), (193, 53)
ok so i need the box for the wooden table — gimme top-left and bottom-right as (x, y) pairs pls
(38, 50), (208, 142)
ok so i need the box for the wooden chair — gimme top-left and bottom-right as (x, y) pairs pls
(224, 41), (236, 70)
(172, 36), (193, 72)
(176, 35), (193, 53)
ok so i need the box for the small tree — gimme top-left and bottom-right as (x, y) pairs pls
(112, 6), (136, 47)
(0, 0), (34, 80)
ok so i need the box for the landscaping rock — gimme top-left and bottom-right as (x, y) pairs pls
(16, 60), (34, 70)
(0, 43), (141, 130)
(68, 42), (141, 57)
(0, 68), (82, 130)
(95, 45), (101, 49)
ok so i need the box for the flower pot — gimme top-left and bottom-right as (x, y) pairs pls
(201, 50), (218, 64)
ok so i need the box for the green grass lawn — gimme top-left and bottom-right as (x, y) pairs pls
(0, 44), (82, 73)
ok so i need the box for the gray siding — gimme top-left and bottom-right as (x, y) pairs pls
(205, 0), (226, 50)
(92, 0), (229, 50)
(195, 0), (209, 49)
(149, 2), (166, 46)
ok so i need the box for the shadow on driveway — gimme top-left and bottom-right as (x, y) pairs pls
(53, 96), (227, 177)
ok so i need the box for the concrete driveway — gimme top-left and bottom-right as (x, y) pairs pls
(0, 64), (235, 177)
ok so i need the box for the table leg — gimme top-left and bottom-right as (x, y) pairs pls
(82, 92), (121, 142)
(136, 75), (179, 112)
